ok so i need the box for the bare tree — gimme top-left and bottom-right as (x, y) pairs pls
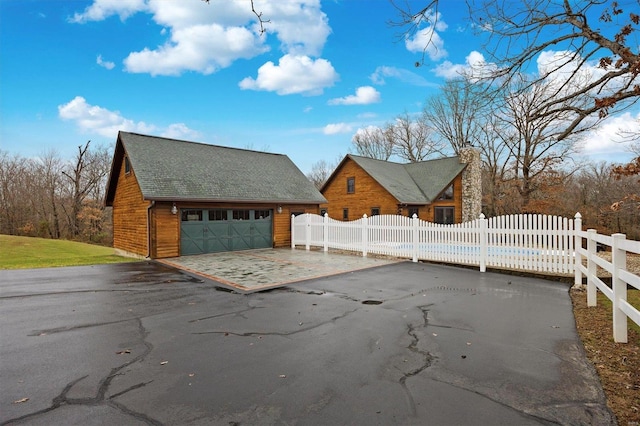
(351, 126), (394, 160)
(307, 158), (340, 189)
(387, 111), (445, 162)
(423, 79), (489, 154)
(35, 150), (64, 239)
(0, 152), (32, 235)
(396, 1), (640, 140)
(498, 76), (589, 209)
(61, 141), (111, 238)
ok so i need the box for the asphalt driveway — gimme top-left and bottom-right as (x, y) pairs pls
(0, 252), (613, 425)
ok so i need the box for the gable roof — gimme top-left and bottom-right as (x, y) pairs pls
(322, 154), (466, 204)
(105, 132), (327, 205)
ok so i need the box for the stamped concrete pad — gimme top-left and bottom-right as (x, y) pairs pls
(158, 248), (400, 292)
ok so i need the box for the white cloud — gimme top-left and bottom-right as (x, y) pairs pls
(71, 0), (332, 77)
(328, 86), (380, 106)
(578, 111), (640, 156)
(370, 66), (432, 86)
(433, 51), (496, 80)
(405, 10), (448, 61)
(258, 1), (330, 57)
(69, 0), (147, 23)
(323, 123), (352, 135)
(239, 54), (338, 95)
(162, 123), (201, 140)
(96, 55), (115, 70)
(58, 96), (197, 139)
(124, 24), (268, 76)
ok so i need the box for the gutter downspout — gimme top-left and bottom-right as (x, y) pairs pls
(146, 200), (155, 259)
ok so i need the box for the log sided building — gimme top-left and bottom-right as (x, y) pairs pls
(105, 132), (326, 259)
(320, 147), (482, 224)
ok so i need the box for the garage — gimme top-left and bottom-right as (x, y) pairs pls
(180, 208), (272, 255)
(105, 132), (326, 259)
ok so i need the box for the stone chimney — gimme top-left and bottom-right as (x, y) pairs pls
(459, 143), (482, 222)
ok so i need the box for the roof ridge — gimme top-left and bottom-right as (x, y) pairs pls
(119, 131), (285, 157)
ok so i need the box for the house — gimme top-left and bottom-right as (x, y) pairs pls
(105, 132), (326, 258)
(320, 147), (481, 224)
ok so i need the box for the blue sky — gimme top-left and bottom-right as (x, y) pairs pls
(1, 0), (637, 174)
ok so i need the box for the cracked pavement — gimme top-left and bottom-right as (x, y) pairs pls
(0, 257), (614, 425)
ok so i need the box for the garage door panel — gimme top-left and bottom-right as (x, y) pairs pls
(204, 223), (231, 253)
(229, 222), (252, 251)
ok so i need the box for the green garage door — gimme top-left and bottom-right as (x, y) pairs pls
(180, 209), (272, 255)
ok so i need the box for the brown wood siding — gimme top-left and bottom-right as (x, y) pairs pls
(322, 158), (465, 223)
(112, 166), (149, 257)
(322, 158), (401, 219)
(152, 203), (180, 258)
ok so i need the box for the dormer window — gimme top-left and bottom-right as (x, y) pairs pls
(438, 183), (453, 200)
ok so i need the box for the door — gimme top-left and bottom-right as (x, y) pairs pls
(180, 209), (273, 255)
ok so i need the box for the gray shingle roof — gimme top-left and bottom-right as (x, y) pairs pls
(347, 155), (466, 204)
(110, 132), (327, 204)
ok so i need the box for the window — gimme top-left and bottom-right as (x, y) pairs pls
(181, 210), (202, 222)
(371, 207), (380, 216)
(255, 210), (270, 220)
(343, 208), (349, 220)
(347, 177), (355, 194)
(408, 207), (419, 218)
(438, 184), (454, 200)
(291, 211), (305, 217)
(434, 207), (454, 224)
(124, 156), (131, 174)
(209, 209), (227, 221)
(232, 209), (250, 220)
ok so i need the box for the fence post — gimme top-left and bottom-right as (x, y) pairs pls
(412, 214), (418, 263)
(362, 214), (368, 257)
(612, 233), (628, 343)
(573, 213), (582, 288)
(479, 213), (487, 272)
(305, 213), (311, 251)
(291, 214), (295, 249)
(586, 229), (597, 307)
(323, 213), (328, 252)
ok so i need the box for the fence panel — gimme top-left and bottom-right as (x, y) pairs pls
(575, 229), (640, 343)
(292, 213), (578, 275)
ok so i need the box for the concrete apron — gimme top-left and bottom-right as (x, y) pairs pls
(158, 248), (401, 293)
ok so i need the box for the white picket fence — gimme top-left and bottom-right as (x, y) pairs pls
(292, 212), (640, 343)
(574, 214), (640, 343)
(292, 213), (576, 274)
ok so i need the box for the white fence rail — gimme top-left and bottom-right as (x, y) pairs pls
(292, 213), (576, 273)
(292, 212), (639, 343)
(574, 214), (640, 343)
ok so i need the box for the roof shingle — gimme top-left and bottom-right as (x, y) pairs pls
(111, 132), (327, 204)
(347, 154), (466, 204)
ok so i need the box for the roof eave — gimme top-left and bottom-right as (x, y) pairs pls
(144, 196), (327, 205)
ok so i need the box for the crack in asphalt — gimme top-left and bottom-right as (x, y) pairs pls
(398, 305), (435, 417)
(2, 318), (161, 426)
(0, 288), (167, 300)
(29, 318), (136, 336)
(188, 306), (264, 323)
(192, 308), (359, 338)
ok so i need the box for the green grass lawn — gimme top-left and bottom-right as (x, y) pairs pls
(0, 234), (140, 269)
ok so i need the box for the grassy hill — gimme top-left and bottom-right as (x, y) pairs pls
(0, 235), (140, 269)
